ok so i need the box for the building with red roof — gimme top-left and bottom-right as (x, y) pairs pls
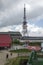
(0, 34), (12, 48)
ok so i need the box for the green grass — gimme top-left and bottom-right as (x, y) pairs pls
(5, 56), (28, 65)
(38, 60), (43, 65)
(5, 56), (43, 65)
(10, 49), (31, 53)
(33, 60), (43, 65)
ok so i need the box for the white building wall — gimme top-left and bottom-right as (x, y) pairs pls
(29, 40), (43, 42)
(20, 40), (43, 42)
(41, 42), (43, 51)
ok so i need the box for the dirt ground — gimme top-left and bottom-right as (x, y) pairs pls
(0, 50), (18, 65)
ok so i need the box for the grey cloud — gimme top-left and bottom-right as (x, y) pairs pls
(0, 0), (21, 11)
(0, 0), (43, 28)
(27, 6), (43, 19)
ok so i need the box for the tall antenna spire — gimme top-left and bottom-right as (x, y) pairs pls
(23, 4), (27, 25)
(22, 4), (28, 36)
(24, 4), (26, 22)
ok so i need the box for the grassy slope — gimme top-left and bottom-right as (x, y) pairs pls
(5, 56), (28, 65)
(10, 49), (31, 53)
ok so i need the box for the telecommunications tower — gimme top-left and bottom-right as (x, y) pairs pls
(22, 4), (28, 36)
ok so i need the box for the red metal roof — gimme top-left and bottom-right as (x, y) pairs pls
(0, 34), (12, 47)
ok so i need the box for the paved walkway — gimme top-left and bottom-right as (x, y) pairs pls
(0, 50), (18, 65)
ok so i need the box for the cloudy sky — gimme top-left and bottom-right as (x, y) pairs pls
(0, 0), (43, 36)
